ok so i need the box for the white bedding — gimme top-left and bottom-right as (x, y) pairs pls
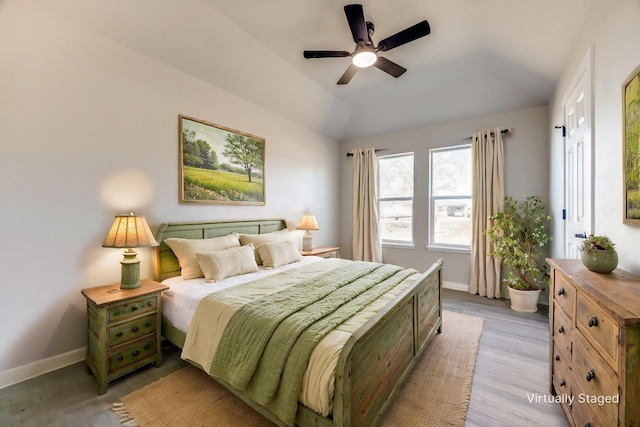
(161, 256), (416, 417)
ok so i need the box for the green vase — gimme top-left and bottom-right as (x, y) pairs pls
(581, 249), (618, 274)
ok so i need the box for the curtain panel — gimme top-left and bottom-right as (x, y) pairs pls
(469, 128), (504, 298)
(351, 148), (382, 262)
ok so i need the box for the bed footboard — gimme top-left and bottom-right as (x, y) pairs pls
(331, 258), (443, 426)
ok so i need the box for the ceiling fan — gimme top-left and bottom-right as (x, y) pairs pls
(303, 4), (431, 85)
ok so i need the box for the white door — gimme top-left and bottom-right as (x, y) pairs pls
(564, 48), (593, 258)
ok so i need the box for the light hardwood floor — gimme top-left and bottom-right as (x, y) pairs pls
(0, 289), (569, 427)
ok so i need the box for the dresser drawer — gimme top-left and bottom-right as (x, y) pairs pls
(108, 313), (156, 347)
(553, 303), (573, 358)
(551, 345), (572, 399)
(573, 334), (618, 427)
(553, 272), (576, 316)
(108, 295), (157, 323)
(576, 293), (619, 367)
(108, 335), (157, 373)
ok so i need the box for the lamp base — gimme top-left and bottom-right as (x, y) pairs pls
(302, 231), (313, 252)
(120, 248), (141, 289)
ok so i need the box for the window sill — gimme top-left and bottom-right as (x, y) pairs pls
(382, 242), (415, 249)
(427, 245), (471, 254)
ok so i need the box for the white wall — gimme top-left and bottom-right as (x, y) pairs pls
(548, 0), (640, 273)
(0, 2), (340, 379)
(339, 106), (550, 290)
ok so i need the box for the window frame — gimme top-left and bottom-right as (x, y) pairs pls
(377, 152), (415, 247)
(428, 144), (472, 252)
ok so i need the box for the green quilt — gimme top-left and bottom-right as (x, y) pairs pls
(207, 259), (417, 426)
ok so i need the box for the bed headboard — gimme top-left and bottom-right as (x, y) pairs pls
(153, 218), (287, 282)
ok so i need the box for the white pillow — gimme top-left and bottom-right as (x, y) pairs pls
(257, 240), (302, 269)
(239, 229), (293, 264)
(164, 233), (240, 279)
(195, 244), (258, 283)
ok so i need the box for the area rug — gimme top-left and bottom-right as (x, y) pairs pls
(114, 310), (483, 427)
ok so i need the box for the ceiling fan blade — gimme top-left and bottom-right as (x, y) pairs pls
(337, 64), (359, 85)
(377, 20), (431, 52)
(344, 4), (368, 45)
(304, 50), (351, 59)
(374, 56), (407, 78)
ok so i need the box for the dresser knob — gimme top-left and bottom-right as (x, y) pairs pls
(116, 332), (123, 337)
(117, 355), (124, 361)
(558, 326), (564, 334)
(557, 288), (565, 296)
(131, 306), (138, 312)
(586, 369), (595, 382)
(588, 317), (598, 327)
(145, 322), (151, 328)
(132, 350), (140, 357)
(560, 379), (566, 387)
(555, 355), (560, 361)
(144, 344), (151, 350)
(584, 423), (591, 427)
(132, 326), (139, 332)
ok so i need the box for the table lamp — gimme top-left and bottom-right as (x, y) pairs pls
(102, 212), (158, 289)
(297, 214), (319, 251)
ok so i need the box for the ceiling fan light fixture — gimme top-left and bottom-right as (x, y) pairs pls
(352, 49), (377, 68)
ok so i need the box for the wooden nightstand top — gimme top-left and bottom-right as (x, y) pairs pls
(300, 246), (340, 257)
(81, 279), (169, 307)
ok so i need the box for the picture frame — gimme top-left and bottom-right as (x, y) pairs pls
(623, 65), (640, 224)
(179, 115), (265, 205)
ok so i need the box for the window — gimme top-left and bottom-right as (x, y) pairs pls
(378, 153), (414, 244)
(429, 145), (472, 250)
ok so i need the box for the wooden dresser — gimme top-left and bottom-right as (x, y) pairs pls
(547, 259), (640, 427)
(82, 280), (169, 394)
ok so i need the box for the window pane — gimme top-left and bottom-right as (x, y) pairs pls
(433, 199), (471, 246)
(378, 155), (414, 198)
(379, 200), (412, 242)
(431, 148), (471, 196)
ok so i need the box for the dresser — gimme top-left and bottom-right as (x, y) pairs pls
(547, 259), (640, 427)
(81, 280), (169, 394)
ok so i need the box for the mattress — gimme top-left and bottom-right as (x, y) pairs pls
(161, 256), (417, 417)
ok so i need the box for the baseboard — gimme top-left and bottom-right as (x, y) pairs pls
(443, 281), (469, 292)
(0, 347), (85, 390)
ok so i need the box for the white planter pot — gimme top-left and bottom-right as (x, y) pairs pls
(507, 288), (541, 313)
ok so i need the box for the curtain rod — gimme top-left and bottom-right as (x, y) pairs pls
(465, 128), (511, 140)
(346, 148), (385, 157)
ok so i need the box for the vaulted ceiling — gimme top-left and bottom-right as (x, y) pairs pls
(38, 0), (593, 141)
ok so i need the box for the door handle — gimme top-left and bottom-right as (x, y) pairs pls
(575, 232), (586, 238)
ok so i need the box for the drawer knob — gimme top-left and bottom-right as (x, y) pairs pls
(560, 379), (566, 387)
(144, 344), (151, 350)
(147, 302), (152, 307)
(555, 355), (560, 361)
(132, 350), (140, 357)
(131, 306), (138, 312)
(588, 317), (598, 327)
(558, 326), (564, 334)
(117, 355), (124, 361)
(116, 332), (123, 337)
(586, 369), (595, 382)
(132, 326), (139, 332)
(584, 423), (591, 427)
(145, 322), (151, 328)
(557, 288), (565, 296)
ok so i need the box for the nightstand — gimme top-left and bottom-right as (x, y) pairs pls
(300, 245), (340, 258)
(81, 280), (169, 394)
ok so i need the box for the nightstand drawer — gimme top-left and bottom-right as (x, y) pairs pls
(108, 335), (157, 373)
(109, 313), (156, 347)
(108, 295), (157, 323)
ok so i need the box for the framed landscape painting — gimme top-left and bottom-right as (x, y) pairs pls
(179, 115), (265, 205)
(624, 65), (640, 223)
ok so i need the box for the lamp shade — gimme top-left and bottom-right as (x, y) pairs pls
(296, 214), (319, 231)
(102, 213), (158, 249)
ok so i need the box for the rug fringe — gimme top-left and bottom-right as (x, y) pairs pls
(112, 402), (140, 427)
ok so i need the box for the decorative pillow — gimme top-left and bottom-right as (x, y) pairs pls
(239, 229), (293, 264)
(195, 244), (258, 283)
(164, 233), (240, 279)
(257, 240), (302, 269)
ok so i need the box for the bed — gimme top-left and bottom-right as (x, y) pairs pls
(154, 219), (443, 427)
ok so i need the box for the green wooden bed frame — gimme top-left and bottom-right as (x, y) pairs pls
(154, 219), (443, 427)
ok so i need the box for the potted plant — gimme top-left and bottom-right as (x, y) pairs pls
(579, 234), (618, 273)
(485, 195), (551, 313)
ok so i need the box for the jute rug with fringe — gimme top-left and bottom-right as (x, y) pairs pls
(114, 310), (483, 426)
